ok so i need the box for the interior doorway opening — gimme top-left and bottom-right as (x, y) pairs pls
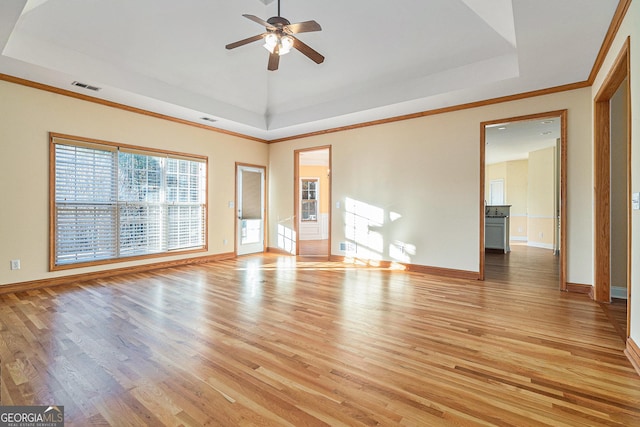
(295, 147), (331, 259)
(480, 111), (567, 290)
(593, 38), (630, 339)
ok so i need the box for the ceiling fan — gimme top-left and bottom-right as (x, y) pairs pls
(225, 0), (324, 71)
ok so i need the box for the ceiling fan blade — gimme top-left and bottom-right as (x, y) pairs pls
(268, 46), (280, 71)
(225, 33), (266, 50)
(243, 14), (275, 30)
(284, 20), (322, 34)
(292, 37), (325, 64)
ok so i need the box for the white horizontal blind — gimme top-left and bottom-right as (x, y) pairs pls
(118, 151), (166, 256)
(55, 143), (118, 264)
(167, 159), (206, 250)
(53, 139), (206, 267)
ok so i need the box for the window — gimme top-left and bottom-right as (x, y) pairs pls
(51, 135), (207, 269)
(301, 178), (318, 221)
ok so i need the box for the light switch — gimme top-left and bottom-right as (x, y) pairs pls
(228, 201), (234, 209)
(633, 192), (640, 210)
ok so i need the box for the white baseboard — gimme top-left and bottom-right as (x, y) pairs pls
(611, 286), (628, 299)
(510, 236), (527, 242)
(528, 242), (554, 250)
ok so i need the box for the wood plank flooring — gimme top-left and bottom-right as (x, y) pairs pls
(1, 247), (639, 426)
(298, 239), (329, 258)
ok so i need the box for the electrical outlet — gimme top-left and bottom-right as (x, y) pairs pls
(223, 239), (228, 245)
(10, 259), (20, 270)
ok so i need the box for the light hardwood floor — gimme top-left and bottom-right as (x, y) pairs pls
(298, 239), (329, 258)
(1, 246), (639, 426)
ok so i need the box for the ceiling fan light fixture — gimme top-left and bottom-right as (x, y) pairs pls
(279, 35), (293, 55)
(263, 33), (278, 53)
(263, 33), (294, 56)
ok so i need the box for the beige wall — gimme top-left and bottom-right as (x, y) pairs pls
(506, 160), (528, 215)
(0, 77), (596, 290)
(507, 160), (528, 240)
(486, 160), (528, 240)
(527, 147), (556, 248)
(591, 0), (639, 342)
(486, 153), (556, 247)
(0, 80), (269, 286)
(269, 88), (593, 278)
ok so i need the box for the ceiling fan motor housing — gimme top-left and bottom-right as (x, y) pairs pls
(267, 16), (291, 28)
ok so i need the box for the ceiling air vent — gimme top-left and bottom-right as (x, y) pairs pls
(200, 117), (217, 123)
(72, 81), (101, 91)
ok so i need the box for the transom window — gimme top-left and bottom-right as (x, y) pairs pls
(50, 134), (207, 270)
(301, 178), (319, 221)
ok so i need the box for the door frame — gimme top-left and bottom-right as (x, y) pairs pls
(593, 37), (631, 334)
(294, 146), (332, 256)
(479, 110), (568, 290)
(235, 162), (267, 255)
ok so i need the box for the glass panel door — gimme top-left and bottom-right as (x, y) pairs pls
(237, 165), (265, 255)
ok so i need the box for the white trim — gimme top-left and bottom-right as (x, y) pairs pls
(527, 241), (554, 249)
(510, 236), (527, 242)
(321, 213), (329, 239)
(611, 286), (628, 300)
(300, 213), (328, 240)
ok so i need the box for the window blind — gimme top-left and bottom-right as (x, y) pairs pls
(52, 138), (206, 268)
(166, 158), (206, 250)
(55, 143), (118, 264)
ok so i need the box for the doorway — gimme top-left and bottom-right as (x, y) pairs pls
(593, 38), (630, 338)
(236, 163), (266, 256)
(295, 146), (331, 258)
(480, 110), (567, 289)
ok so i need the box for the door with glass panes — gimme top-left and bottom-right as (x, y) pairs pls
(236, 164), (266, 255)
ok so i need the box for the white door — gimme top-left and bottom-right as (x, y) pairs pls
(489, 179), (505, 205)
(237, 165), (265, 255)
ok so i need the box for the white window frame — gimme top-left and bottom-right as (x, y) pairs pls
(300, 177), (319, 222)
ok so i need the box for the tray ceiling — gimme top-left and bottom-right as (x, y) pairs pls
(0, 0), (618, 140)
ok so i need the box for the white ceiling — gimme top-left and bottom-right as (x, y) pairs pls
(485, 117), (561, 164)
(300, 148), (329, 166)
(0, 0), (618, 141)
